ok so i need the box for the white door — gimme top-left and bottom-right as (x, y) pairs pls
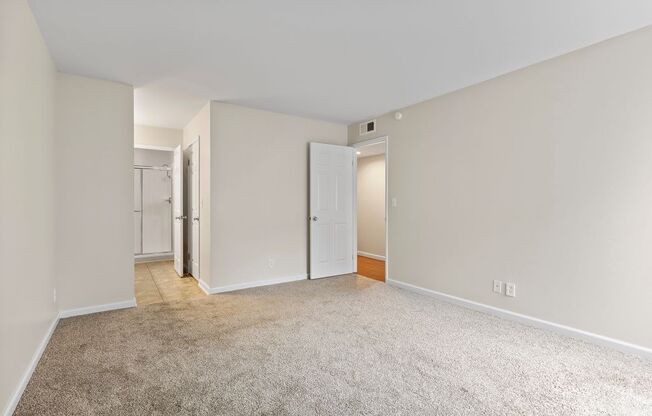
(172, 145), (184, 276)
(189, 141), (200, 278)
(141, 169), (172, 253)
(309, 143), (355, 279)
(134, 169), (142, 254)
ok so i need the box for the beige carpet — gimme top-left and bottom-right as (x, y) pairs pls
(15, 275), (652, 415)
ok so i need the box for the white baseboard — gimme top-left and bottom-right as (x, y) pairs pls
(59, 299), (137, 318)
(134, 253), (173, 263)
(387, 278), (652, 360)
(197, 278), (211, 295)
(3, 315), (59, 416)
(203, 274), (307, 294)
(357, 251), (386, 261)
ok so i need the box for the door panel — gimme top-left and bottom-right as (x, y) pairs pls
(134, 169), (142, 211)
(134, 212), (142, 255)
(142, 169), (172, 254)
(309, 143), (354, 279)
(134, 169), (142, 254)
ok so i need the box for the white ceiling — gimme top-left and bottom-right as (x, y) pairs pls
(29, 0), (652, 128)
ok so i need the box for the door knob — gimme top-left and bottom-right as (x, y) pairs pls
(193, 217), (199, 221)
(311, 216), (318, 221)
(175, 215), (187, 220)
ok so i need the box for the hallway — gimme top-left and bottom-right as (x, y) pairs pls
(135, 261), (205, 305)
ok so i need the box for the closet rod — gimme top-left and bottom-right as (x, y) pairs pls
(134, 165), (171, 171)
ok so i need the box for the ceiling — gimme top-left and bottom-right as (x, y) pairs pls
(28, 0), (652, 129)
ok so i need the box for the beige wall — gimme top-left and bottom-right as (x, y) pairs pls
(348, 26), (652, 349)
(134, 124), (182, 148)
(182, 102), (211, 287)
(0, 0), (58, 412)
(357, 155), (385, 257)
(55, 74), (134, 311)
(211, 102), (347, 289)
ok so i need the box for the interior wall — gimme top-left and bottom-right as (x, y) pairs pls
(56, 73), (134, 311)
(348, 26), (652, 349)
(182, 102), (211, 286)
(134, 124), (182, 148)
(134, 148), (173, 166)
(210, 102), (347, 289)
(0, 0), (58, 412)
(357, 155), (386, 258)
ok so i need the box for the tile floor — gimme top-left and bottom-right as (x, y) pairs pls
(134, 260), (206, 305)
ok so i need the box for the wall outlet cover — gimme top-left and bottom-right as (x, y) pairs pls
(506, 282), (516, 297)
(493, 280), (503, 294)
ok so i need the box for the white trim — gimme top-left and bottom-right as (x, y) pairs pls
(3, 315), (59, 416)
(352, 150), (358, 274)
(197, 278), (211, 295)
(135, 252), (174, 263)
(357, 251), (386, 261)
(387, 278), (652, 360)
(134, 144), (175, 151)
(352, 136), (387, 148)
(59, 299), (136, 318)
(202, 274), (307, 295)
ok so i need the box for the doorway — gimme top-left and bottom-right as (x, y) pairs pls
(353, 138), (387, 282)
(308, 137), (388, 282)
(134, 147), (174, 261)
(133, 143), (205, 306)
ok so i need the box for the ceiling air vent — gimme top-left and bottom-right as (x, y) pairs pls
(359, 119), (376, 136)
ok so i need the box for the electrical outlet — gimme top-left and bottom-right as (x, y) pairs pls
(506, 282), (516, 297)
(268, 257), (275, 269)
(493, 280), (503, 294)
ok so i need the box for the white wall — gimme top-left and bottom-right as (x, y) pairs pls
(56, 73), (134, 311)
(182, 102), (211, 287)
(348, 26), (652, 349)
(134, 148), (173, 166)
(357, 155), (385, 257)
(0, 0), (58, 412)
(134, 124), (182, 148)
(210, 102), (347, 289)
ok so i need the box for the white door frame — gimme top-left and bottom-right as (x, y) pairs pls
(187, 139), (200, 279)
(172, 145), (184, 276)
(352, 136), (389, 281)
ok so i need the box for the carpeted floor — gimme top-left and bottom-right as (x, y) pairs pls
(15, 275), (652, 415)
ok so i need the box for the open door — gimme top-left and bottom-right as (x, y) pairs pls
(309, 143), (355, 279)
(172, 145), (184, 276)
(189, 141), (200, 278)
